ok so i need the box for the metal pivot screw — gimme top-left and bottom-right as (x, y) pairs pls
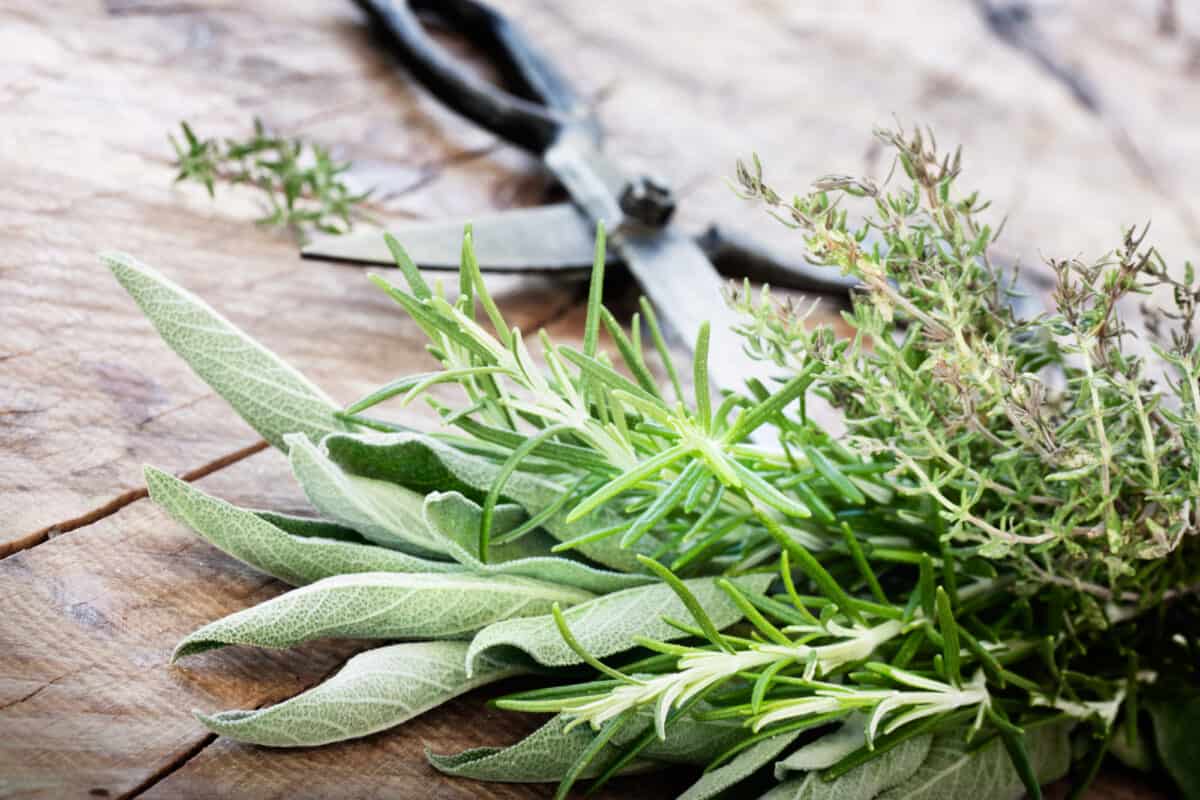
(619, 175), (676, 228)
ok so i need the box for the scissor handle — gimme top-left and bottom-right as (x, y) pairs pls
(354, 0), (599, 153)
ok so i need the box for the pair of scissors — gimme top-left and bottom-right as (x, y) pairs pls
(304, 0), (856, 396)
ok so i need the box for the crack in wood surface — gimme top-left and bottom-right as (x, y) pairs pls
(973, 0), (1101, 111)
(121, 657), (355, 800)
(0, 670), (78, 713)
(118, 734), (217, 800)
(972, 0), (1200, 247)
(0, 439), (269, 560)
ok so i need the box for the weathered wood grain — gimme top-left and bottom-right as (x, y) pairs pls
(0, 451), (361, 798)
(1, 0), (1194, 797)
(0, 0), (574, 556)
(0, 448), (688, 800)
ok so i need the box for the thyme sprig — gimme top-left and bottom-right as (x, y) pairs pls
(733, 127), (1200, 592)
(169, 119), (374, 241)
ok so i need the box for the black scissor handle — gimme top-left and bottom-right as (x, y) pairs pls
(354, 0), (599, 153)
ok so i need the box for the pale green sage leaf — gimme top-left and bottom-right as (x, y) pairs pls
(678, 729), (803, 800)
(173, 571), (594, 660)
(774, 715), (871, 778)
(465, 574), (774, 673)
(104, 252), (344, 449)
(287, 434), (448, 558)
(319, 431), (652, 572)
(251, 510), (368, 544)
(196, 641), (523, 746)
(423, 492), (654, 594)
(428, 711), (745, 782)
(146, 466), (461, 585)
(421, 490), (560, 564)
(764, 732), (931, 800)
(876, 722), (1073, 800)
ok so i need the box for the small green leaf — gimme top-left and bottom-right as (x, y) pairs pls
(599, 307), (660, 397)
(345, 367), (505, 415)
(640, 556), (734, 652)
(803, 446), (866, 505)
(773, 715), (871, 778)
(761, 510), (862, 623)
(105, 253), (345, 449)
(422, 490), (557, 564)
(693, 321), (713, 431)
(565, 444), (689, 524)
(384, 234), (432, 299)
(935, 587), (961, 686)
(480, 423), (571, 562)
(173, 571), (594, 660)
(583, 222), (607, 359)
(196, 641), (523, 746)
(639, 297), (684, 403)
(765, 729), (930, 800)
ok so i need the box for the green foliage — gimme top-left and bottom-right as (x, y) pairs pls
(195, 641), (523, 746)
(732, 127), (1200, 589)
(1148, 696), (1200, 799)
(465, 574), (772, 672)
(146, 466), (460, 584)
(172, 571), (594, 660)
(169, 119), (373, 241)
(104, 252), (346, 449)
(428, 711), (745, 782)
(109, 124), (1200, 798)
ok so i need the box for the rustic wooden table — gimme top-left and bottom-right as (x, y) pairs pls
(2, 1), (1195, 797)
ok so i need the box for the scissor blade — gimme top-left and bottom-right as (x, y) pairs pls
(615, 226), (776, 397)
(302, 204), (599, 273)
(541, 135), (778, 396)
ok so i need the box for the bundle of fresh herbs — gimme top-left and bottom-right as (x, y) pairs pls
(107, 127), (1200, 799)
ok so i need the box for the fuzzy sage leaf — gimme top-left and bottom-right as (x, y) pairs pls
(104, 253), (345, 449)
(875, 723), (1072, 800)
(319, 432), (652, 572)
(145, 466), (460, 585)
(678, 730), (803, 800)
(465, 574), (773, 673)
(763, 732), (931, 800)
(196, 641), (523, 746)
(173, 572), (594, 660)
(287, 434), (449, 558)
(422, 492), (654, 594)
(428, 711), (747, 782)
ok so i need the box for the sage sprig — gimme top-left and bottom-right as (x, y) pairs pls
(110, 125), (1200, 799)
